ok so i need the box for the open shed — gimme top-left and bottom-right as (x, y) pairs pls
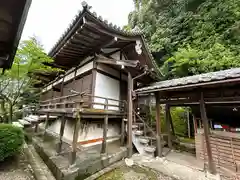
(136, 68), (240, 177)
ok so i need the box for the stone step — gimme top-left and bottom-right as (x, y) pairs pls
(132, 124), (139, 129)
(138, 137), (149, 144)
(133, 130), (143, 136)
(144, 146), (156, 153)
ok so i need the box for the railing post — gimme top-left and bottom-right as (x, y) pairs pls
(70, 96), (82, 166)
(101, 99), (108, 154)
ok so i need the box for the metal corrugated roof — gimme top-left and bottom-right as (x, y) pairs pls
(136, 68), (240, 93)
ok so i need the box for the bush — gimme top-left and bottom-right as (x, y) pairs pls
(0, 123), (24, 161)
(151, 106), (188, 137)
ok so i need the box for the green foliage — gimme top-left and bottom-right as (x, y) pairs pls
(0, 37), (60, 123)
(170, 107), (188, 137)
(0, 124), (24, 161)
(128, 0), (240, 78)
(151, 106), (188, 137)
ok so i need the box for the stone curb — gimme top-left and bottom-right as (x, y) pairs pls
(23, 142), (56, 180)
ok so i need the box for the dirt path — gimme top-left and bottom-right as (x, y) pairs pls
(0, 152), (34, 180)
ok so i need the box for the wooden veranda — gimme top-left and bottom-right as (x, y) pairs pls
(135, 68), (240, 175)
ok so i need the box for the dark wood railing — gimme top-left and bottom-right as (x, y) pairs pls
(39, 92), (126, 113)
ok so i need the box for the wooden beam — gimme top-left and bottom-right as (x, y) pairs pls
(96, 55), (139, 68)
(155, 92), (162, 157)
(56, 115), (66, 154)
(200, 92), (216, 174)
(127, 71), (133, 157)
(61, 48), (85, 54)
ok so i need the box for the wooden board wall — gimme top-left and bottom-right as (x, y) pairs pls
(195, 132), (240, 177)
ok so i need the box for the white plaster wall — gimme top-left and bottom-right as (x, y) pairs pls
(94, 72), (120, 110)
(45, 119), (120, 143)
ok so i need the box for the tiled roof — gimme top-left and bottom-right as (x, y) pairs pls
(47, 2), (162, 78)
(136, 68), (240, 93)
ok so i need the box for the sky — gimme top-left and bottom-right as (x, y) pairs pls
(21, 0), (134, 53)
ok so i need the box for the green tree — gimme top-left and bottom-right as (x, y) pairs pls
(128, 0), (240, 78)
(0, 37), (59, 123)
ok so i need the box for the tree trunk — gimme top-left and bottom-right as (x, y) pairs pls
(0, 100), (7, 123)
(8, 103), (13, 124)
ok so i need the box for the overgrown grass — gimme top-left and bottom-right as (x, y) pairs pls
(97, 165), (158, 180)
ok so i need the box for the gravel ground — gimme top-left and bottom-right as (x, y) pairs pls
(0, 152), (35, 180)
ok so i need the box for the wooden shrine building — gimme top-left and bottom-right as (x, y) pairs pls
(36, 3), (160, 165)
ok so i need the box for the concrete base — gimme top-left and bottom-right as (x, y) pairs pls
(32, 137), (127, 180)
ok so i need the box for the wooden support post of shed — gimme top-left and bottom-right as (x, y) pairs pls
(56, 115), (66, 154)
(155, 92), (162, 157)
(70, 104), (81, 165)
(169, 111), (175, 136)
(165, 104), (172, 149)
(193, 115), (198, 134)
(127, 71), (133, 158)
(43, 113), (50, 140)
(187, 110), (191, 138)
(200, 92), (216, 174)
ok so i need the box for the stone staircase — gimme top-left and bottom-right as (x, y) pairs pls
(131, 110), (167, 157)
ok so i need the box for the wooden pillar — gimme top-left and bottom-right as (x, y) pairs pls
(200, 92), (216, 174)
(43, 113), (50, 139)
(193, 115), (198, 134)
(70, 103), (81, 165)
(155, 92), (162, 157)
(101, 115), (108, 154)
(169, 111), (175, 136)
(91, 60), (97, 108)
(120, 118), (125, 146)
(187, 110), (191, 138)
(56, 115), (66, 154)
(165, 104), (172, 148)
(127, 71), (133, 157)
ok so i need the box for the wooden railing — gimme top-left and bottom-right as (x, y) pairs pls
(39, 92), (126, 113)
